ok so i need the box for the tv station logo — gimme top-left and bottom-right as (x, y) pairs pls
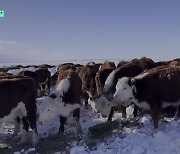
(0, 10), (4, 17)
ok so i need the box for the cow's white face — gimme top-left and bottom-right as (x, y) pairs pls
(94, 95), (112, 117)
(114, 77), (135, 107)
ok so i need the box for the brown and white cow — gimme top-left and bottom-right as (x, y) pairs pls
(114, 66), (180, 129)
(37, 70), (82, 134)
(0, 77), (38, 145)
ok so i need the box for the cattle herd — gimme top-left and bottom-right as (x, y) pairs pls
(0, 57), (180, 146)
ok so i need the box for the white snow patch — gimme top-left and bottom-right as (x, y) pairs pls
(8, 67), (36, 75)
(48, 67), (57, 76)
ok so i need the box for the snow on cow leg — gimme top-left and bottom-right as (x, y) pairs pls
(73, 108), (83, 134)
(75, 117), (83, 134)
(20, 117), (29, 144)
(13, 118), (20, 136)
(32, 129), (39, 145)
(20, 129), (28, 144)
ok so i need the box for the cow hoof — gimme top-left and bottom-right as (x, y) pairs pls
(20, 138), (26, 144)
(77, 127), (83, 135)
(13, 132), (18, 137)
(58, 130), (64, 135)
(32, 137), (39, 146)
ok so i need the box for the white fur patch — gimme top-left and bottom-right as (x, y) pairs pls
(56, 78), (70, 97)
(114, 77), (134, 106)
(32, 129), (39, 145)
(98, 65), (102, 71)
(114, 77), (151, 110)
(134, 72), (149, 80)
(20, 129), (28, 144)
(0, 102), (27, 123)
(104, 70), (116, 92)
(13, 120), (20, 136)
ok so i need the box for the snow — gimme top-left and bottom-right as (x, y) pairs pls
(48, 67), (57, 76)
(8, 67), (36, 75)
(7, 65), (57, 76)
(2, 104), (180, 154)
(14, 148), (36, 154)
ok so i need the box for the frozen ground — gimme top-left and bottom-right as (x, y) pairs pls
(1, 102), (180, 154)
(1, 63), (180, 153)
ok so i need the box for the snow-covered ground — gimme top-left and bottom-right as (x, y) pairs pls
(7, 66), (57, 76)
(1, 102), (180, 154)
(1, 62), (180, 153)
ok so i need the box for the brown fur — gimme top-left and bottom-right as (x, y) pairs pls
(78, 64), (99, 107)
(131, 57), (156, 70)
(117, 60), (129, 68)
(58, 64), (77, 74)
(18, 70), (40, 90)
(79, 65), (99, 97)
(99, 61), (116, 70)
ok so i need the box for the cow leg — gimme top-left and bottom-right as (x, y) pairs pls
(133, 105), (138, 118)
(21, 117), (29, 144)
(84, 92), (89, 109)
(28, 118), (38, 145)
(73, 108), (83, 134)
(122, 106), (127, 118)
(150, 103), (161, 130)
(59, 116), (67, 133)
(107, 107), (114, 121)
(13, 117), (20, 136)
(47, 79), (51, 94)
(174, 106), (180, 120)
(45, 84), (48, 93)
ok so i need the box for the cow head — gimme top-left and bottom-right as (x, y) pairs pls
(92, 92), (114, 117)
(114, 77), (136, 106)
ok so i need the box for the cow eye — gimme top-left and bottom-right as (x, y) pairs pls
(124, 87), (127, 90)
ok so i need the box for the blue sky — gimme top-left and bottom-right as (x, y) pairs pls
(0, 0), (180, 63)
